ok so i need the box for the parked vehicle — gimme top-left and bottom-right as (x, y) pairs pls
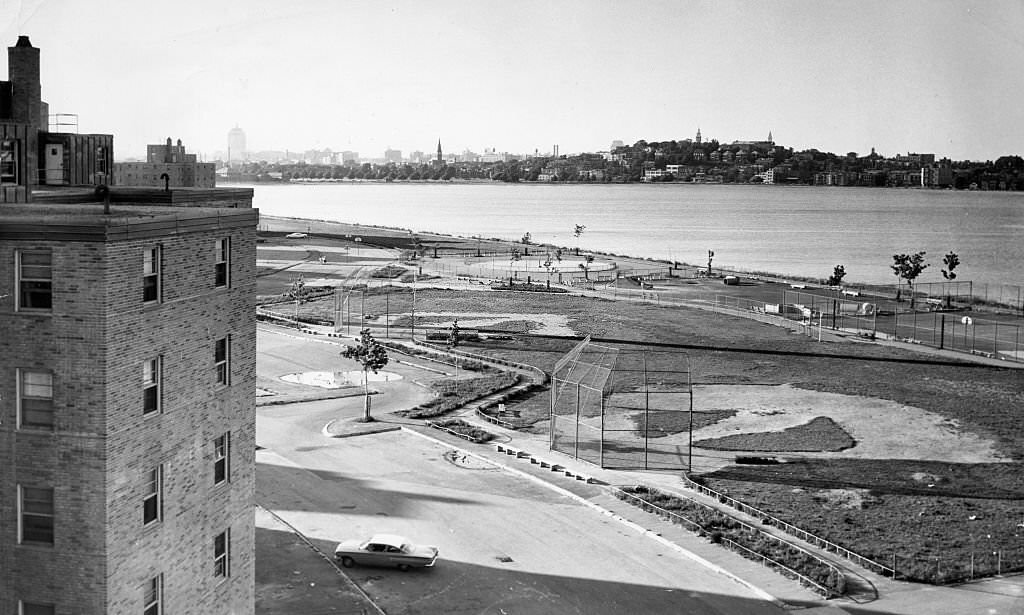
(334, 534), (439, 571)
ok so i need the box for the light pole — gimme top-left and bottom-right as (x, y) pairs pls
(411, 272), (417, 341)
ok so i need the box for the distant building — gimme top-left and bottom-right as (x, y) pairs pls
(227, 126), (246, 162)
(384, 147), (402, 164)
(479, 148), (505, 163)
(433, 139), (445, 166)
(114, 137), (216, 188)
(922, 164), (953, 188)
(609, 140), (624, 150)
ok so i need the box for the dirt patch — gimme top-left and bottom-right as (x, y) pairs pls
(811, 488), (881, 510)
(412, 311), (577, 336)
(692, 384), (1008, 464)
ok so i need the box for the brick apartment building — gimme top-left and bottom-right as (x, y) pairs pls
(1, 36), (258, 614)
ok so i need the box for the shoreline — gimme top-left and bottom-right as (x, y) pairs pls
(259, 214), (875, 290)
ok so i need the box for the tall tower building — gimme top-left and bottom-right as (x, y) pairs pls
(696, 128), (702, 144)
(436, 139), (443, 163)
(227, 126), (246, 163)
(1, 192), (258, 614)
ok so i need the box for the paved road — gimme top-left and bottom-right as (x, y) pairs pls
(256, 418), (786, 614)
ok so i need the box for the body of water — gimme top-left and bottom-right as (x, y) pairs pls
(246, 182), (1023, 288)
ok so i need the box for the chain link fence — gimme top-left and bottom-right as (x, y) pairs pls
(550, 337), (694, 470)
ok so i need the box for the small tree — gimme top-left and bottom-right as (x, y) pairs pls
(827, 265), (847, 287)
(941, 251), (960, 280)
(521, 232), (532, 244)
(286, 274), (308, 303)
(573, 224), (585, 254)
(707, 250), (715, 277)
(447, 318), (460, 348)
(578, 254), (595, 280)
(941, 251), (960, 307)
(891, 252), (929, 307)
(341, 328), (390, 421)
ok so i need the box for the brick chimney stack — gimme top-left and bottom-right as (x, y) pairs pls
(9, 36), (42, 131)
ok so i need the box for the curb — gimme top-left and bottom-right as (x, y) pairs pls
(322, 419), (402, 438)
(256, 504), (387, 615)
(399, 426), (784, 608)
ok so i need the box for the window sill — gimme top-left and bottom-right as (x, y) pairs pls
(16, 541), (55, 549)
(11, 310), (53, 317)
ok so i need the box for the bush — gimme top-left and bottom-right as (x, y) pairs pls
(429, 418), (495, 443)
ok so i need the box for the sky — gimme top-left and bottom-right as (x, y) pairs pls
(1, 0), (1022, 162)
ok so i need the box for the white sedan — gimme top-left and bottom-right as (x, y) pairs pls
(334, 534), (439, 571)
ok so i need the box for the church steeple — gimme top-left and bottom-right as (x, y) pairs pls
(768, 130), (773, 144)
(695, 128), (702, 144)
(436, 139), (443, 162)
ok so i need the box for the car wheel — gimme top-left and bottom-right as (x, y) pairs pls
(340, 556), (355, 568)
(397, 563), (411, 572)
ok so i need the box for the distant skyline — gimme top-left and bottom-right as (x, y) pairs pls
(2, 0), (1022, 162)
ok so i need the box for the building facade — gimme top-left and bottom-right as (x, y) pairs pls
(227, 127), (246, 163)
(114, 137), (216, 188)
(0, 190), (257, 614)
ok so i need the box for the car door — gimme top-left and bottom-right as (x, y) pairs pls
(363, 541), (388, 566)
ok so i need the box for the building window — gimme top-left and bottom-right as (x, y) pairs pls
(96, 146), (108, 176)
(215, 238), (230, 288)
(143, 357), (161, 414)
(18, 602), (55, 615)
(213, 529), (230, 578)
(215, 337), (230, 386)
(0, 139), (17, 184)
(18, 370), (54, 430)
(19, 486), (54, 544)
(214, 432), (230, 485)
(17, 250), (53, 311)
(143, 246), (161, 303)
(143, 574), (162, 615)
(143, 466), (162, 526)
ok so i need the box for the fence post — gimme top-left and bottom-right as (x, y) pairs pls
(994, 322), (998, 356)
(939, 314), (945, 349)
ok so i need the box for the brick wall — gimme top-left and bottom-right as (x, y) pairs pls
(0, 211), (256, 614)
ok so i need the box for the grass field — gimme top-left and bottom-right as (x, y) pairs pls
(257, 229), (1024, 584)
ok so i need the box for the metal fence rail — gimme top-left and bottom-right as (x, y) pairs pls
(680, 475), (896, 578)
(614, 486), (842, 598)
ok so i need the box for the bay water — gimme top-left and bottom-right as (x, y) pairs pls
(246, 182), (1023, 288)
